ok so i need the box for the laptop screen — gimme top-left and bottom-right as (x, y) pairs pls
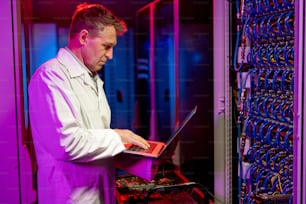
(161, 105), (197, 155)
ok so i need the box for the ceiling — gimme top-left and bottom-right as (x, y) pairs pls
(31, 0), (155, 26)
(27, 0), (211, 26)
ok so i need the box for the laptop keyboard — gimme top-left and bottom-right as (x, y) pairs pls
(128, 142), (157, 153)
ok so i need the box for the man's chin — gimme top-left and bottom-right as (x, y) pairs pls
(96, 65), (104, 71)
(98, 62), (105, 67)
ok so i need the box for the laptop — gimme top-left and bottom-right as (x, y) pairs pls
(123, 105), (197, 158)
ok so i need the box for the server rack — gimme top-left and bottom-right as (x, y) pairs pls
(213, 0), (306, 203)
(234, 0), (295, 203)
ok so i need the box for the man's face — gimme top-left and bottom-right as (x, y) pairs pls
(81, 25), (117, 72)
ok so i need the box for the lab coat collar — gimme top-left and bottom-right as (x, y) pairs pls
(57, 47), (90, 78)
(56, 48), (101, 93)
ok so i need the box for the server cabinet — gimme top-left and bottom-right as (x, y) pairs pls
(214, 0), (305, 203)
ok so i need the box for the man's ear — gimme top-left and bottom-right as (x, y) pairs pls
(79, 29), (89, 45)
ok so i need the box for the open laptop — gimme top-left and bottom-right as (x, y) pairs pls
(123, 105), (197, 158)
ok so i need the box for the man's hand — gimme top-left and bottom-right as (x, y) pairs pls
(114, 129), (150, 149)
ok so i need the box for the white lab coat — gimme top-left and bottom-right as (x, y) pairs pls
(28, 48), (126, 204)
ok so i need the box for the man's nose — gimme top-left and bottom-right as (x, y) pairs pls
(105, 48), (113, 59)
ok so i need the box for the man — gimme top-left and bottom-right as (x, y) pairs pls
(28, 3), (149, 204)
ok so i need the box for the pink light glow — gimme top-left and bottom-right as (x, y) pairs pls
(173, 0), (179, 127)
(149, 3), (157, 141)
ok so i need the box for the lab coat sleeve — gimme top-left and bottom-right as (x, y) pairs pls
(28, 63), (126, 162)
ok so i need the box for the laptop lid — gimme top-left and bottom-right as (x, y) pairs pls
(158, 105), (197, 157)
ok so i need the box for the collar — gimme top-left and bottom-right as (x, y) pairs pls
(57, 47), (95, 79)
(56, 47), (104, 92)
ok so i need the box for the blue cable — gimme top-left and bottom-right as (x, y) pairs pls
(263, 172), (275, 190)
(264, 69), (274, 91)
(266, 122), (278, 145)
(271, 175), (280, 192)
(264, 148), (278, 169)
(284, 128), (293, 153)
(272, 69), (282, 92)
(257, 69), (266, 90)
(289, 194), (293, 204)
(264, 0), (276, 12)
(281, 70), (292, 93)
(270, 151), (288, 172)
(277, 12), (286, 37)
(260, 16), (270, 41)
(252, 118), (263, 140)
(263, 95), (273, 118)
(275, 125), (288, 149)
(274, 99), (289, 123)
(281, 100), (293, 124)
(285, 46), (294, 66)
(259, 120), (270, 143)
(285, 11), (294, 35)
(267, 14), (279, 38)
(290, 73), (294, 92)
(270, 97), (282, 120)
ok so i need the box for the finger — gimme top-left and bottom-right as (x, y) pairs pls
(133, 136), (150, 149)
(135, 134), (150, 146)
(134, 140), (149, 149)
